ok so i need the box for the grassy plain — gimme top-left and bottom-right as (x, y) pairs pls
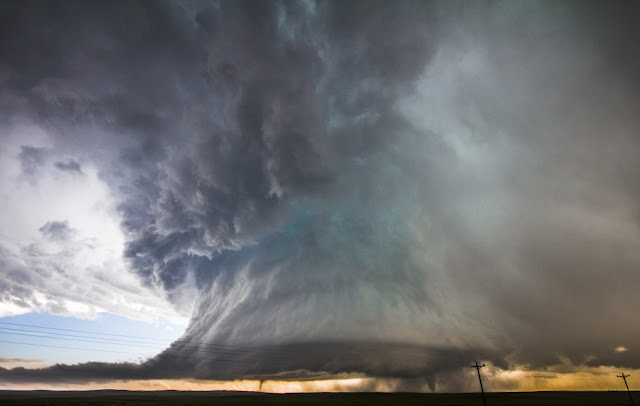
(0, 390), (637, 406)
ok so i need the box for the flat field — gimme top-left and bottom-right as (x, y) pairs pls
(0, 390), (636, 406)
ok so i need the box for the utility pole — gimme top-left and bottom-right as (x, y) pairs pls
(618, 373), (635, 406)
(470, 361), (487, 406)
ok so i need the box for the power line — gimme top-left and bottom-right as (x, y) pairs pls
(618, 373), (635, 406)
(0, 339), (153, 357)
(0, 326), (298, 360)
(0, 340), (285, 365)
(0, 321), (299, 355)
(0, 330), (297, 361)
(0, 329), (165, 349)
(0, 321), (162, 341)
(0, 326), (168, 346)
(0, 322), (303, 364)
(470, 361), (487, 406)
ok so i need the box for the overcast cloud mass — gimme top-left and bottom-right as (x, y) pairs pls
(1, 0), (640, 391)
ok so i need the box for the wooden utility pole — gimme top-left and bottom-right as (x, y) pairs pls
(470, 361), (487, 406)
(618, 373), (635, 406)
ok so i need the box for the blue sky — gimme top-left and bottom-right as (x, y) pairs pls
(0, 312), (186, 367)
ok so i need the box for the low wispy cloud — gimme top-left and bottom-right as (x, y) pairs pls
(0, 358), (42, 364)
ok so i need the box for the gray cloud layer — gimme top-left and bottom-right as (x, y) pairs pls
(2, 0), (640, 388)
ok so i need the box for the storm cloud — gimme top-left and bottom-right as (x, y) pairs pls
(2, 0), (640, 389)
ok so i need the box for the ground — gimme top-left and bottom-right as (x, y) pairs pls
(0, 391), (637, 406)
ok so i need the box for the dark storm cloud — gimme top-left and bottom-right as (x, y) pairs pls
(0, 343), (496, 392)
(3, 0), (640, 388)
(18, 146), (46, 177)
(39, 220), (73, 241)
(54, 159), (82, 174)
(0, 363), (148, 384)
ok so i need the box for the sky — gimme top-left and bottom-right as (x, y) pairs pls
(1, 0), (640, 393)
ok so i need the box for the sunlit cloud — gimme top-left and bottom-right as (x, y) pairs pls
(0, 358), (42, 365)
